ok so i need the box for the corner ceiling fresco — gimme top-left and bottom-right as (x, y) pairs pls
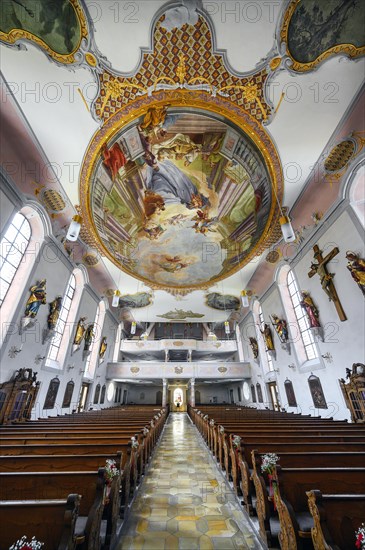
(83, 104), (276, 290)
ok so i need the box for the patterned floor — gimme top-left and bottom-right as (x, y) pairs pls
(117, 413), (264, 550)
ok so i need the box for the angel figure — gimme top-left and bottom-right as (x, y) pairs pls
(99, 337), (108, 360)
(47, 296), (63, 330)
(259, 323), (275, 351)
(249, 337), (259, 359)
(271, 314), (289, 343)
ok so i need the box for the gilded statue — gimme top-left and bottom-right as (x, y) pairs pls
(24, 279), (47, 318)
(300, 292), (321, 328)
(346, 251), (365, 296)
(271, 314), (289, 343)
(249, 337), (259, 359)
(84, 323), (95, 352)
(99, 337), (108, 359)
(47, 296), (62, 330)
(259, 323), (275, 351)
(73, 317), (87, 345)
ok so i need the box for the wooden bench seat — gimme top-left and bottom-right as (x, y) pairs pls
(306, 489), (365, 550)
(0, 494), (81, 550)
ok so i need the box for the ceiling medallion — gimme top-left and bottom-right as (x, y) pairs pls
(324, 140), (356, 173)
(80, 95), (283, 291)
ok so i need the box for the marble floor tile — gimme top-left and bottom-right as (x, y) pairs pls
(116, 413), (264, 550)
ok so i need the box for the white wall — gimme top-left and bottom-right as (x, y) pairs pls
(0, 179), (120, 418)
(239, 205), (365, 420)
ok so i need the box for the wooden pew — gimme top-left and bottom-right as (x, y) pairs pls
(251, 453), (365, 550)
(0, 494), (81, 550)
(306, 489), (365, 550)
(0, 468), (108, 550)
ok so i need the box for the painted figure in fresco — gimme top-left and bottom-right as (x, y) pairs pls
(74, 317), (87, 345)
(99, 337), (108, 359)
(143, 190), (166, 218)
(155, 255), (190, 273)
(259, 323), (275, 351)
(300, 292), (321, 328)
(24, 280), (47, 318)
(143, 160), (209, 209)
(47, 296), (63, 330)
(191, 210), (218, 235)
(140, 106), (169, 134)
(143, 224), (166, 240)
(271, 314), (289, 343)
(346, 251), (365, 296)
(249, 337), (259, 359)
(84, 324), (95, 352)
(102, 142), (127, 181)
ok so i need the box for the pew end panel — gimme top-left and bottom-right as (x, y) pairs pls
(0, 494), (81, 550)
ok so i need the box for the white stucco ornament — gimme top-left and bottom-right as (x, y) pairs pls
(161, 0), (201, 31)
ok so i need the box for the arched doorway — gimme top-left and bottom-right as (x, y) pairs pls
(156, 390), (162, 405)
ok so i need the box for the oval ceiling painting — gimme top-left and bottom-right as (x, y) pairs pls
(84, 105), (277, 290)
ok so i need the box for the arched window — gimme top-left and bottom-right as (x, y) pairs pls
(93, 384), (101, 404)
(256, 383), (263, 403)
(100, 385), (106, 404)
(84, 300), (107, 379)
(46, 274), (76, 363)
(45, 267), (86, 369)
(287, 269), (319, 361)
(258, 303), (274, 371)
(250, 384), (257, 403)
(0, 212), (31, 307)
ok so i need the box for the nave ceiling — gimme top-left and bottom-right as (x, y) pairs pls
(0, 0), (364, 323)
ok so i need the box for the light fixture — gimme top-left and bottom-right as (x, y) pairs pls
(240, 290), (249, 308)
(112, 290), (121, 308)
(279, 215), (296, 243)
(224, 321), (230, 335)
(66, 214), (83, 242)
(271, 182), (295, 243)
(131, 321), (136, 335)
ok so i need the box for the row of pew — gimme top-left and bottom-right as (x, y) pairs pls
(0, 405), (168, 549)
(189, 404), (365, 550)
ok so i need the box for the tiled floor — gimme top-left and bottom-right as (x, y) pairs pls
(117, 413), (264, 550)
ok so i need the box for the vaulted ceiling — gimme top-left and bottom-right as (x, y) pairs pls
(1, 0), (364, 323)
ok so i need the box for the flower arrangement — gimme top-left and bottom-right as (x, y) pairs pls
(356, 523), (365, 549)
(131, 436), (139, 449)
(203, 414), (208, 420)
(209, 419), (215, 427)
(104, 459), (119, 485)
(9, 536), (44, 549)
(232, 435), (241, 449)
(143, 427), (149, 436)
(154, 415), (159, 421)
(261, 453), (279, 475)
(219, 425), (225, 434)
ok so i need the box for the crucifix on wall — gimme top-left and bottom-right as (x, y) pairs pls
(308, 245), (347, 322)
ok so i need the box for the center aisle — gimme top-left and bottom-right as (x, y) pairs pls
(118, 412), (264, 550)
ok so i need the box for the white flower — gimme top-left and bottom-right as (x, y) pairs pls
(9, 536), (44, 549)
(219, 425), (225, 434)
(232, 435), (241, 448)
(203, 414), (208, 420)
(131, 436), (139, 449)
(356, 523), (365, 549)
(143, 427), (149, 436)
(261, 453), (279, 474)
(150, 420), (155, 427)
(209, 419), (215, 426)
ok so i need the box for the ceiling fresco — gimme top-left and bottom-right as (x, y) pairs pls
(281, 0), (365, 72)
(0, 0), (364, 321)
(83, 104), (279, 290)
(0, 0), (88, 64)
